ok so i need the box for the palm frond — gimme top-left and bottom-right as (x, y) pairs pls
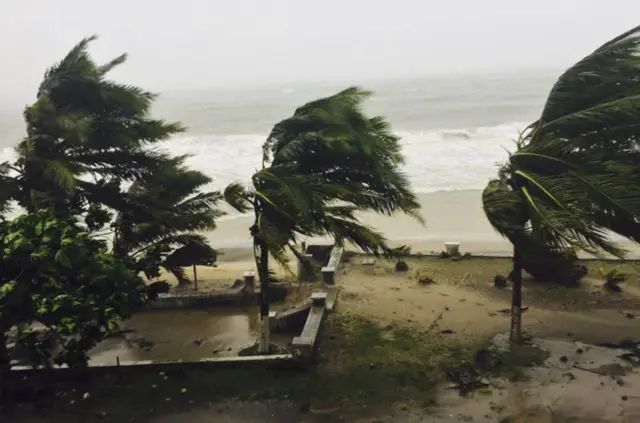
(484, 25), (640, 260)
(223, 182), (253, 213)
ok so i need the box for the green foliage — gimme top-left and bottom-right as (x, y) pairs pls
(113, 156), (224, 282)
(0, 210), (148, 368)
(517, 249), (587, 286)
(13, 36), (184, 215)
(601, 268), (628, 292)
(1, 37), (223, 283)
(225, 87), (423, 276)
(483, 25), (640, 262)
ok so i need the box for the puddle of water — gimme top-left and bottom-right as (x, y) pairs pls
(89, 308), (270, 364)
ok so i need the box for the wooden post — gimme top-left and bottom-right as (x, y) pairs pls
(193, 264), (198, 291)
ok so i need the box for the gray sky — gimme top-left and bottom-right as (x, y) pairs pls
(1, 0), (639, 105)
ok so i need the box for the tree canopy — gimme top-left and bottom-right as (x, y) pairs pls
(483, 25), (640, 259)
(225, 87), (422, 269)
(0, 210), (148, 368)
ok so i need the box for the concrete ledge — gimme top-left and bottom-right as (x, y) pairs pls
(269, 303), (311, 333)
(321, 246), (344, 284)
(325, 286), (339, 311)
(292, 302), (326, 362)
(148, 288), (253, 310)
(12, 354), (294, 371)
(9, 353), (299, 382)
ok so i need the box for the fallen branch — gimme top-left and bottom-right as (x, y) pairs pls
(456, 272), (472, 286)
(427, 311), (444, 333)
(572, 364), (607, 376)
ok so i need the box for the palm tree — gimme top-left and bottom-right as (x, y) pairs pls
(113, 155), (224, 285)
(12, 35), (182, 216)
(483, 26), (640, 342)
(3, 36), (224, 284)
(225, 87), (422, 353)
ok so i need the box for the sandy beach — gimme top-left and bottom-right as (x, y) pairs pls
(205, 189), (640, 266)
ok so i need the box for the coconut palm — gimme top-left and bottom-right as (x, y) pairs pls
(3, 36), (223, 282)
(225, 87), (422, 352)
(483, 26), (640, 342)
(113, 155), (224, 285)
(12, 35), (182, 215)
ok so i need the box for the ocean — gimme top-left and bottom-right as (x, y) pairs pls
(0, 70), (557, 195)
(4, 71), (593, 254)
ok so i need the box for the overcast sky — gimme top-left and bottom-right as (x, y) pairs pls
(1, 0), (639, 105)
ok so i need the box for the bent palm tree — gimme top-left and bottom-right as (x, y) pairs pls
(226, 87), (422, 352)
(113, 156), (224, 284)
(13, 35), (182, 216)
(483, 26), (640, 342)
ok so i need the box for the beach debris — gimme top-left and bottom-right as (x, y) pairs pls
(414, 268), (435, 285)
(418, 276), (434, 285)
(572, 364), (607, 376)
(440, 329), (454, 335)
(193, 337), (205, 346)
(494, 275), (508, 289)
(427, 311), (445, 332)
(497, 307), (528, 315)
(603, 269), (626, 292)
(623, 311), (636, 319)
(618, 353), (640, 365)
(438, 250), (451, 259)
(456, 272), (472, 286)
(395, 260), (409, 272)
(361, 257), (376, 266)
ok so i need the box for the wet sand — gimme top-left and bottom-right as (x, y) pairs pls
(207, 189), (640, 258)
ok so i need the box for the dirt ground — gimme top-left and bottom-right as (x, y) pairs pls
(7, 255), (640, 423)
(336, 255), (640, 345)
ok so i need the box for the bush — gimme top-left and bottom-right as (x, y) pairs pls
(494, 274), (508, 288)
(518, 249), (587, 286)
(395, 261), (409, 272)
(603, 269), (627, 292)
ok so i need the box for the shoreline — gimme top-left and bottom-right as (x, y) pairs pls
(208, 189), (640, 261)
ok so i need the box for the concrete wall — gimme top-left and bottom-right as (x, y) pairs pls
(291, 287), (338, 363)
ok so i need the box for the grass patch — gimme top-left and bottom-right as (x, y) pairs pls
(5, 313), (475, 422)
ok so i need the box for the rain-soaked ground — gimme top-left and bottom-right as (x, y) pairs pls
(89, 308), (292, 364)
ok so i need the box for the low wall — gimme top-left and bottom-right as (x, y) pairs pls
(321, 246), (344, 284)
(270, 303), (311, 333)
(147, 272), (290, 310)
(291, 286), (339, 363)
(8, 353), (300, 387)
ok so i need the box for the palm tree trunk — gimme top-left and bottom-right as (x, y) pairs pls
(193, 264), (198, 291)
(510, 247), (524, 343)
(257, 241), (270, 354)
(0, 330), (10, 403)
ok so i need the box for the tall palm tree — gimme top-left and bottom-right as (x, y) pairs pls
(113, 155), (224, 284)
(4, 36), (224, 284)
(483, 26), (640, 342)
(225, 87), (422, 352)
(12, 35), (182, 215)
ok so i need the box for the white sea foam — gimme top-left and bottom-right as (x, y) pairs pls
(0, 120), (527, 202)
(159, 121), (528, 197)
(0, 121), (527, 210)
